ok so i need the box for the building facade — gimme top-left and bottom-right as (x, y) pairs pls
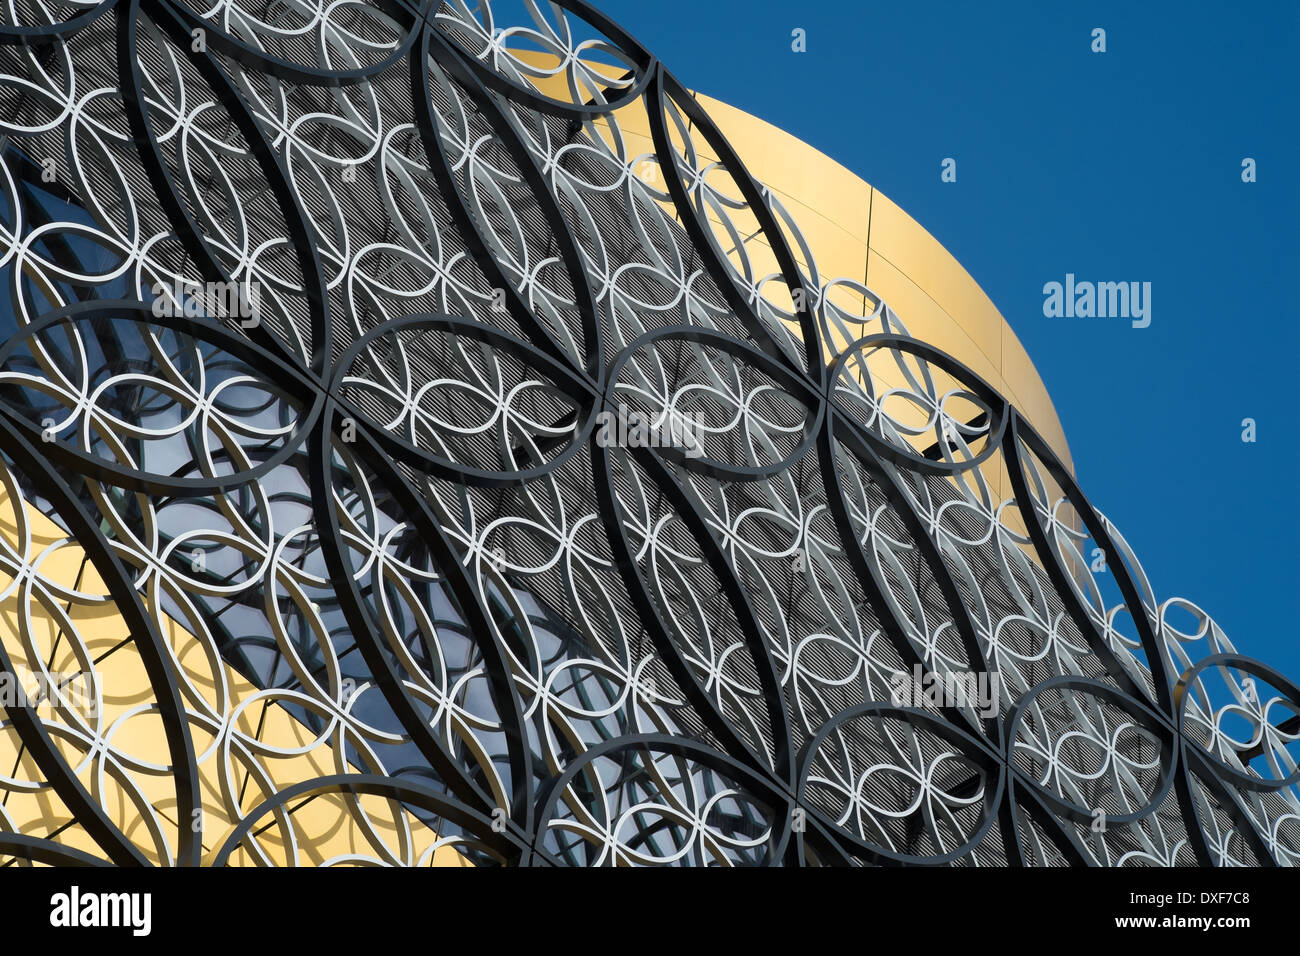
(0, 0), (1295, 866)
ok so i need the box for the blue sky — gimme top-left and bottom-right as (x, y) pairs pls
(591, 0), (1300, 679)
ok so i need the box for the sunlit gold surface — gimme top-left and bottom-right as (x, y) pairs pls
(0, 487), (472, 867)
(522, 54), (1073, 484)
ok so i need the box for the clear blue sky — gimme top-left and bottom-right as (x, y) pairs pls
(592, 0), (1300, 679)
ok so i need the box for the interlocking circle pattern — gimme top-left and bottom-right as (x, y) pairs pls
(0, 0), (1295, 866)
